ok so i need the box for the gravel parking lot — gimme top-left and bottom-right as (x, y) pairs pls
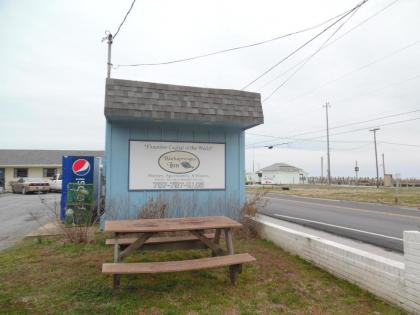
(0, 193), (59, 251)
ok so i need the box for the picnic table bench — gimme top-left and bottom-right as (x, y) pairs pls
(102, 216), (256, 289)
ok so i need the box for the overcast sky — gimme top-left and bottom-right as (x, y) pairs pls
(1, 0), (419, 178)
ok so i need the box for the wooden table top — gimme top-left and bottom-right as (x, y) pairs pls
(104, 216), (242, 233)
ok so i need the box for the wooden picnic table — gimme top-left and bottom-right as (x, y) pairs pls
(102, 216), (255, 289)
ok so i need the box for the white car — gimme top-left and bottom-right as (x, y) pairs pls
(12, 178), (50, 194)
(49, 174), (62, 192)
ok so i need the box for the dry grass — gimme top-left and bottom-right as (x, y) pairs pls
(0, 231), (406, 314)
(248, 185), (420, 208)
(138, 197), (168, 219)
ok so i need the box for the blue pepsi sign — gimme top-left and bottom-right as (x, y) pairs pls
(60, 156), (94, 220)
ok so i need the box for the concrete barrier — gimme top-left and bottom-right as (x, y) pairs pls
(255, 214), (420, 314)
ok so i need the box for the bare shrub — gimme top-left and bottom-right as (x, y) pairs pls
(241, 190), (268, 217)
(138, 197), (168, 219)
(29, 195), (98, 244)
(239, 190), (268, 238)
(62, 222), (97, 244)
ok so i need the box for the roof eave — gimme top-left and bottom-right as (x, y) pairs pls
(105, 110), (263, 130)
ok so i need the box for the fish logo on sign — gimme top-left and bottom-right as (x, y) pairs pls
(158, 151), (200, 174)
(72, 159), (91, 177)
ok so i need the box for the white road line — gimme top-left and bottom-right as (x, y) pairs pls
(264, 195), (420, 220)
(272, 213), (403, 241)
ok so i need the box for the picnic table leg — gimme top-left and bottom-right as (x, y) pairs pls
(212, 228), (222, 256)
(214, 228), (221, 245)
(224, 228), (234, 255)
(113, 233), (121, 290)
(224, 228), (239, 285)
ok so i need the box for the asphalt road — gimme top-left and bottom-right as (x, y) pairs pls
(256, 193), (420, 252)
(0, 193), (58, 251)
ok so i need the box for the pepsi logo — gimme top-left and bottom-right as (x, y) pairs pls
(72, 159), (91, 177)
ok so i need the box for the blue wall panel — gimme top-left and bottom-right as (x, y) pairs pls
(239, 131), (246, 205)
(105, 123), (130, 219)
(193, 128), (210, 217)
(105, 121), (245, 220)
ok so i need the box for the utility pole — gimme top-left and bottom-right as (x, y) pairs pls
(323, 102), (331, 185)
(370, 128), (380, 188)
(382, 153), (386, 177)
(321, 156), (324, 183)
(104, 32), (113, 78)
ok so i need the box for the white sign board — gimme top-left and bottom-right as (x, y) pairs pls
(129, 141), (225, 190)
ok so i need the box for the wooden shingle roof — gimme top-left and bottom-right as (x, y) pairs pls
(104, 78), (263, 129)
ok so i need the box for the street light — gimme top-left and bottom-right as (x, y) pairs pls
(265, 142), (290, 149)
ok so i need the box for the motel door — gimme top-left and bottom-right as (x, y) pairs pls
(0, 168), (4, 190)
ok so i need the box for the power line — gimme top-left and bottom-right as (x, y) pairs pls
(246, 132), (369, 143)
(241, 0), (368, 90)
(113, 0), (137, 40)
(104, 0), (137, 78)
(246, 116), (420, 149)
(245, 137), (369, 149)
(333, 73), (420, 104)
(380, 141), (420, 148)
(113, 7), (353, 68)
(247, 0), (408, 153)
(247, 140), (420, 151)
(246, 138), (420, 151)
(262, 72), (420, 130)
(307, 116), (420, 140)
(323, 0), (401, 49)
(246, 139), (420, 151)
(246, 139), (373, 151)
(282, 39), (420, 105)
(262, 6), (361, 103)
(332, 143), (372, 151)
(246, 140), (420, 151)
(256, 0), (402, 93)
(245, 108), (420, 147)
(325, 109), (420, 133)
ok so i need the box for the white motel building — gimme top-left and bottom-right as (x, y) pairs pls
(0, 149), (103, 192)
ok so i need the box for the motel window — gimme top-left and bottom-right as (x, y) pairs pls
(14, 168), (28, 178)
(43, 168), (57, 178)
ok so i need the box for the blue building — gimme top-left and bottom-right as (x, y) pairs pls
(104, 78), (263, 220)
